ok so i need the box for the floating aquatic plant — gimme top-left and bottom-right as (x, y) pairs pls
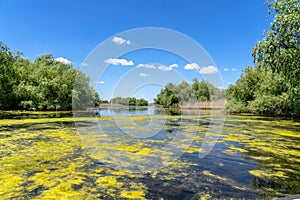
(0, 112), (299, 199)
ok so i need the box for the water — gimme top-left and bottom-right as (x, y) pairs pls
(0, 108), (299, 199)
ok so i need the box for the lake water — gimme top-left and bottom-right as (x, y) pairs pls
(0, 107), (299, 199)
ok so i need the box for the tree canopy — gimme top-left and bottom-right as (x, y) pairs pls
(154, 78), (225, 108)
(227, 0), (300, 116)
(0, 42), (99, 111)
(110, 97), (148, 106)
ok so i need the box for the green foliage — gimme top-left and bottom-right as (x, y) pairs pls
(225, 99), (249, 113)
(0, 42), (19, 109)
(0, 42), (99, 111)
(226, 66), (291, 115)
(110, 97), (148, 106)
(154, 83), (179, 107)
(99, 99), (109, 104)
(228, 0), (300, 117)
(253, 0), (300, 83)
(154, 78), (224, 107)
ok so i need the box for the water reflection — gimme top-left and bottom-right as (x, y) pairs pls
(99, 105), (222, 117)
(99, 105), (152, 117)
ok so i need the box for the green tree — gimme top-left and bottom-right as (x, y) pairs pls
(0, 42), (18, 109)
(154, 80), (223, 107)
(252, 0), (300, 116)
(227, 0), (300, 116)
(253, 0), (300, 81)
(0, 41), (99, 111)
(110, 97), (148, 106)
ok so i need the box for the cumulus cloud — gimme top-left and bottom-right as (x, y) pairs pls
(184, 63), (200, 70)
(139, 73), (149, 77)
(184, 63), (218, 74)
(157, 63), (178, 71)
(105, 58), (134, 66)
(169, 63), (179, 68)
(224, 68), (238, 72)
(199, 66), (218, 74)
(55, 57), (72, 65)
(137, 64), (156, 69)
(81, 63), (88, 67)
(95, 81), (104, 84)
(112, 36), (131, 45)
(137, 63), (178, 71)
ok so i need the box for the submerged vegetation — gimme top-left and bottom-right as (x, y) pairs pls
(227, 0), (300, 117)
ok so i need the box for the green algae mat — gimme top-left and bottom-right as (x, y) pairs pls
(0, 111), (299, 199)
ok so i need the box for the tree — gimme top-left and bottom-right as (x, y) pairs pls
(227, 0), (300, 116)
(252, 0), (300, 116)
(0, 42), (18, 109)
(110, 97), (148, 106)
(253, 0), (300, 83)
(154, 79), (223, 107)
(175, 81), (196, 104)
(0, 41), (99, 111)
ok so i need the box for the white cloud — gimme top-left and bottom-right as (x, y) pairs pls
(137, 63), (178, 71)
(105, 58), (134, 66)
(55, 57), (72, 65)
(139, 73), (149, 77)
(95, 81), (104, 84)
(227, 82), (232, 85)
(158, 63), (178, 71)
(137, 64), (156, 69)
(81, 63), (88, 67)
(199, 66), (218, 74)
(112, 36), (131, 45)
(184, 63), (200, 70)
(169, 63), (179, 68)
(184, 63), (218, 74)
(224, 68), (238, 72)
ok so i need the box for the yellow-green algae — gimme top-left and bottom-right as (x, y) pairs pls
(0, 116), (150, 199)
(222, 115), (300, 196)
(0, 113), (201, 199)
(1, 112), (300, 199)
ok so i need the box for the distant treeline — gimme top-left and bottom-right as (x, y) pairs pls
(154, 78), (225, 108)
(0, 42), (99, 111)
(110, 97), (148, 106)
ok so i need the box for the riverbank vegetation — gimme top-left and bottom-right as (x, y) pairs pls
(0, 42), (99, 111)
(110, 97), (148, 106)
(154, 78), (225, 108)
(226, 0), (300, 117)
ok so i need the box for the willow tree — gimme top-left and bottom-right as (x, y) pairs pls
(252, 0), (300, 116)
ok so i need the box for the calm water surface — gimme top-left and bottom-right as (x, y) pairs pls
(0, 107), (299, 199)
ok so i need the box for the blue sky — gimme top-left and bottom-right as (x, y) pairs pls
(0, 0), (271, 102)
